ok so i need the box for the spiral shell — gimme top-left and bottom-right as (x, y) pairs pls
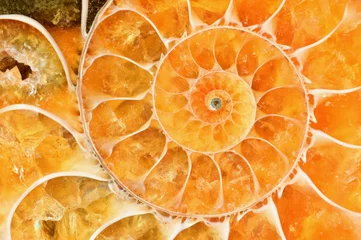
(2, 0), (361, 239)
(80, 2), (309, 215)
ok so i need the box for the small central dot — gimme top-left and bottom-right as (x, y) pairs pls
(210, 97), (222, 110)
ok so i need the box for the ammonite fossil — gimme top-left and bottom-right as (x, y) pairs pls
(1, 0), (361, 239)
